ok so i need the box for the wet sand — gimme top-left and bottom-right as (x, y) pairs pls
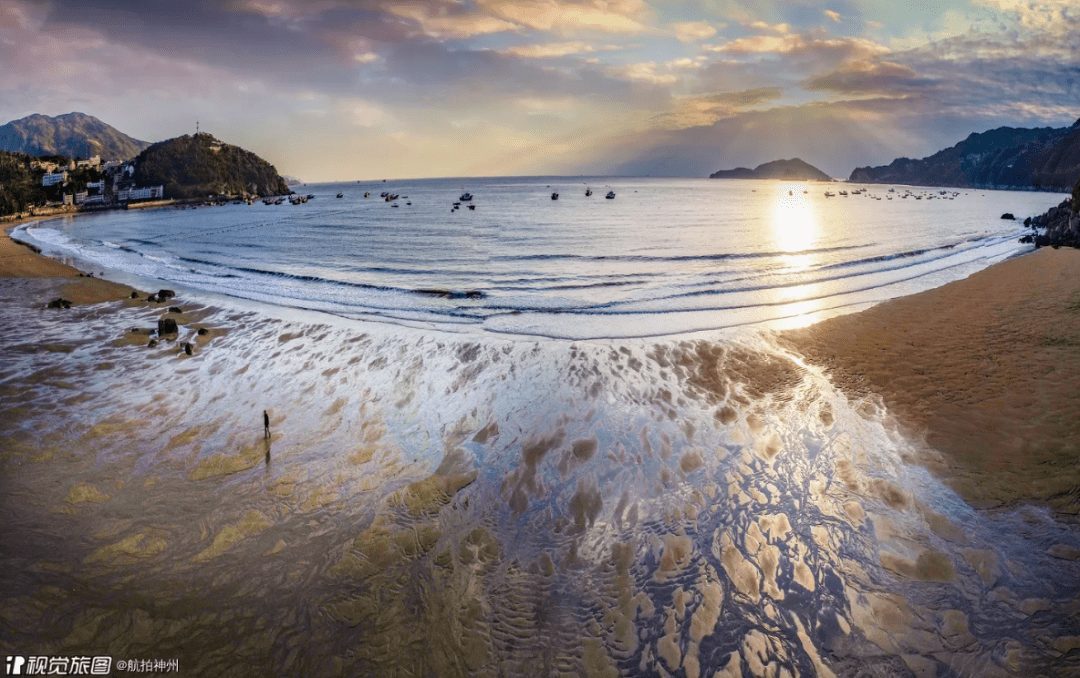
(3, 218), (138, 303)
(3, 223), (1080, 676)
(781, 247), (1080, 513)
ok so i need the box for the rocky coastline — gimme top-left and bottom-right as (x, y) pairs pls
(1020, 177), (1080, 248)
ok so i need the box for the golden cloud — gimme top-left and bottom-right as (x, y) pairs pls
(707, 34), (890, 62)
(476, 0), (652, 35)
(668, 20), (718, 43)
(499, 41), (620, 57)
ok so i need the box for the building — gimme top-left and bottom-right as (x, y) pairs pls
(117, 186), (164, 202)
(86, 180), (105, 193)
(103, 160), (122, 172)
(62, 193), (73, 205)
(42, 171), (68, 187)
(74, 156), (101, 169)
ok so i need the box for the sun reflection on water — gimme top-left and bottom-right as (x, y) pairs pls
(768, 184), (823, 326)
(772, 183), (818, 258)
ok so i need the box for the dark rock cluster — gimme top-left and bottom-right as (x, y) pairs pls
(1020, 196), (1080, 248)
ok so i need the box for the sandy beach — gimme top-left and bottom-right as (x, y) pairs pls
(3, 218), (1080, 676)
(781, 246), (1080, 514)
(3, 215), (138, 303)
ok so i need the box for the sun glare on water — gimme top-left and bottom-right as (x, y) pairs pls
(763, 184), (827, 329)
(772, 183), (818, 257)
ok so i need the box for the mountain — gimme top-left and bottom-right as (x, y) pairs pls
(0, 112), (150, 160)
(709, 158), (833, 181)
(849, 119), (1080, 190)
(131, 133), (290, 199)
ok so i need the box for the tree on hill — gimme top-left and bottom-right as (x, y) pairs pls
(131, 134), (291, 199)
(0, 150), (49, 217)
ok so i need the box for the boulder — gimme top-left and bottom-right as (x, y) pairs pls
(197, 328), (209, 336)
(1000, 213), (1015, 220)
(146, 295), (158, 303)
(130, 291), (140, 299)
(158, 289), (176, 300)
(169, 306), (183, 314)
(183, 342), (193, 356)
(47, 298), (72, 309)
(158, 317), (179, 335)
(147, 339), (158, 348)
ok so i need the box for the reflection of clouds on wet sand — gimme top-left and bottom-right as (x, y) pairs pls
(1, 278), (1078, 676)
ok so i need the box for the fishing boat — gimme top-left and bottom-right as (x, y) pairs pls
(336, 192), (343, 198)
(824, 191), (835, 197)
(605, 191), (615, 199)
(585, 188), (593, 196)
(460, 192), (473, 201)
(551, 192), (559, 200)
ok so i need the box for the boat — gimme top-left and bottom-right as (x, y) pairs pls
(336, 193), (343, 198)
(824, 192), (835, 197)
(551, 192), (559, 200)
(468, 204), (475, 210)
(585, 188), (593, 196)
(838, 190), (848, 196)
(364, 192), (370, 198)
(605, 191), (615, 199)
(460, 192), (473, 201)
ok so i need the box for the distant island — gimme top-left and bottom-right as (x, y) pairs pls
(850, 118), (1080, 191)
(132, 133), (290, 199)
(709, 158), (833, 181)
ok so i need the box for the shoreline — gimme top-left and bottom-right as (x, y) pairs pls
(2, 210), (141, 303)
(5, 208), (1079, 515)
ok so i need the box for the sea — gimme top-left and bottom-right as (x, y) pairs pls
(3, 177), (1078, 677)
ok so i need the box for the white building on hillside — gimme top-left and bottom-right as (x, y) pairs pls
(117, 186), (164, 202)
(42, 171), (67, 187)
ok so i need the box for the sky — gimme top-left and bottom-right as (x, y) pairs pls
(0, 0), (1077, 181)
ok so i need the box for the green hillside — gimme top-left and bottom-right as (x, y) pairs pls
(132, 134), (290, 199)
(0, 151), (47, 217)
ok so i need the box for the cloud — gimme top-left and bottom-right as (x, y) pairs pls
(476, 0), (653, 35)
(353, 51), (381, 63)
(972, 0), (1077, 33)
(745, 20), (790, 34)
(383, 1), (520, 39)
(650, 86), (785, 128)
(824, 9), (841, 22)
(499, 41), (618, 58)
(609, 61), (679, 85)
(706, 33), (891, 64)
(807, 60), (926, 96)
(668, 20), (717, 43)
